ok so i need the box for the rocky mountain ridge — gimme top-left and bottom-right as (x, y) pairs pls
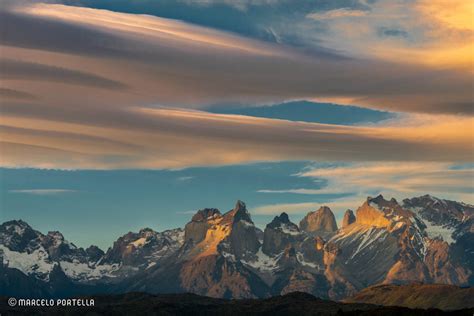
(1, 195), (473, 301)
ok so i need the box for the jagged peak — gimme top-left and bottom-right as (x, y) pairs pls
(409, 194), (444, 204)
(403, 194), (435, 203)
(191, 208), (221, 222)
(318, 205), (334, 214)
(224, 200), (253, 225)
(404, 194), (474, 209)
(86, 244), (103, 252)
(1, 219), (32, 230)
(403, 195), (473, 224)
(138, 227), (157, 236)
(357, 194), (415, 228)
(342, 209), (356, 228)
(0, 219), (39, 239)
(275, 212), (291, 223)
(47, 230), (65, 240)
(306, 206), (336, 218)
(42, 230), (79, 250)
(85, 244), (105, 262)
(267, 212), (296, 229)
(300, 206), (338, 233)
(366, 195), (404, 211)
(279, 212), (290, 222)
(234, 200), (247, 211)
(367, 194), (386, 205)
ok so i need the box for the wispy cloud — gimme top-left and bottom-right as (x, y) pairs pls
(254, 161), (474, 215)
(258, 189), (320, 194)
(8, 189), (77, 195)
(307, 0), (474, 68)
(175, 210), (198, 215)
(308, 8), (367, 20)
(177, 176), (194, 182)
(298, 162), (474, 204)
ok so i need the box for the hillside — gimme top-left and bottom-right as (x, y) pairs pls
(346, 283), (474, 311)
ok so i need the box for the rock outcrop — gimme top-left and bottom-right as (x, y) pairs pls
(262, 212), (300, 256)
(184, 208), (221, 244)
(85, 245), (105, 263)
(341, 210), (356, 228)
(102, 227), (184, 268)
(222, 200), (260, 259)
(299, 206), (338, 235)
(355, 197), (391, 227)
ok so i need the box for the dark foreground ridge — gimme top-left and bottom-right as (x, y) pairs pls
(1, 292), (472, 316)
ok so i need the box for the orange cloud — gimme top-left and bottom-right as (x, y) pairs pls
(1, 107), (473, 169)
(0, 3), (472, 169)
(308, 0), (474, 69)
(1, 3), (472, 114)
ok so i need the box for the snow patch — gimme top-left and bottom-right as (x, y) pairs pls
(0, 245), (55, 281)
(240, 220), (255, 228)
(242, 247), (280, 272)
(163, 229), (185, 244)
(146, 262), (157, 270)
(7, 224), (26, 236)
(60, 260), (119, 281)
(279, 224), (300, 236)
(296, 252), (320, 269)
(349, 227), (386, 260)
(423, 220), (455, 244)
(407, 206), (455, 244)
(221, 251), (236, 261)
(130, 237), (147, 248)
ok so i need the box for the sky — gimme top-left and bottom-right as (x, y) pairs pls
(0, 0), (473, 250)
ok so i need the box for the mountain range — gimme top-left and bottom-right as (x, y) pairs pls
(1, 194), (473, 306)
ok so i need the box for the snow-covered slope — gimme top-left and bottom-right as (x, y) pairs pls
(0, 220), (183, 284)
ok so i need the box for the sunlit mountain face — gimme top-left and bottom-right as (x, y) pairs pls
(0, 0), (473, 313)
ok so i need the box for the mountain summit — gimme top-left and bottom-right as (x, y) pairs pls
(299, 206), (338, 235)
(341, 210), (356, 228)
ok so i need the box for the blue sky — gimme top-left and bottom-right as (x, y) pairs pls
(206, 101), (394, 125)
(64, 0), (370, 52)
(2, 158), (472, 249)
(1, 162), (349, 249)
